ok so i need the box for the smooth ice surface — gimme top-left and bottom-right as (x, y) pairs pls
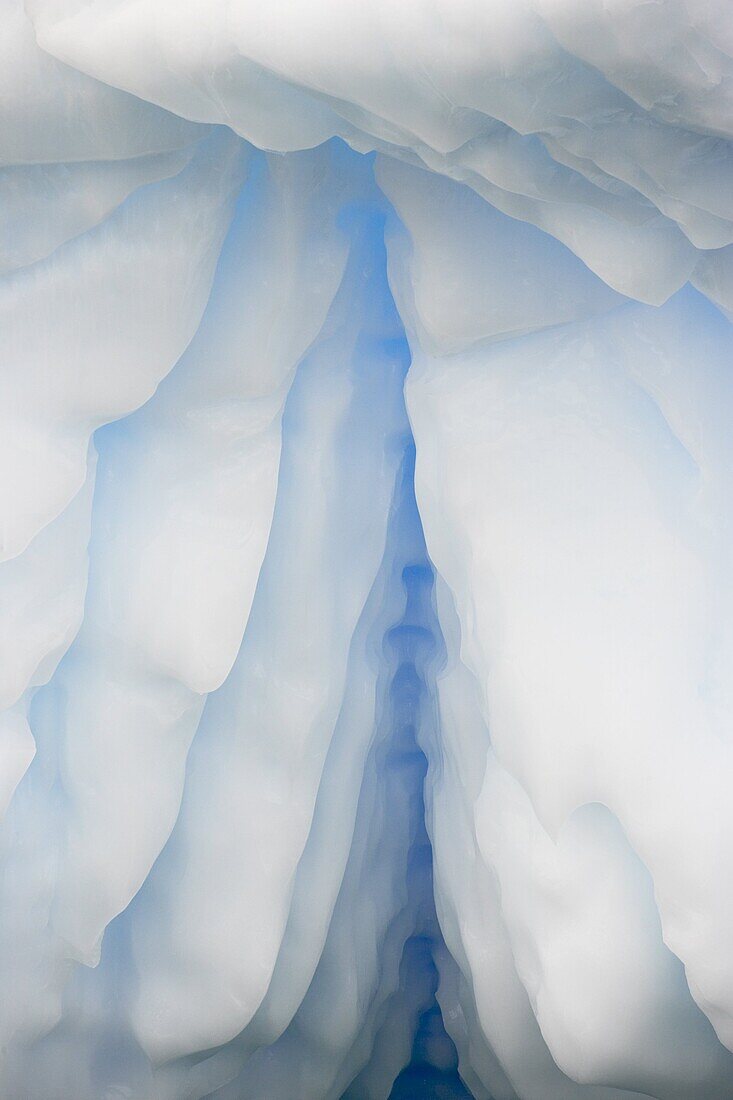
(2, 3), (733, 1098)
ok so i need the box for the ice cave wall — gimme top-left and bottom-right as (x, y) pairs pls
(2, 1), (733, 1098)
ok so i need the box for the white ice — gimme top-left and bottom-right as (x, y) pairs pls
(2, 3), (733, 1098)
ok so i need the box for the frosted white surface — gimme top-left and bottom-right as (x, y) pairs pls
(2, 3), (733, 1098)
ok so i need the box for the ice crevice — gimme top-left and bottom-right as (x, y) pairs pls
(3, 4), (733, 1097)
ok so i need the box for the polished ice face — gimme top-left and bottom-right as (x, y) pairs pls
(3, 2), (733, 1098)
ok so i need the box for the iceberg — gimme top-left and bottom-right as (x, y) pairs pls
(2, 1), (733, 1096)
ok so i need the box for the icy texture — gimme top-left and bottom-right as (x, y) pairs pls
(30, 0), (733, 302)
(2, 3), (733, 1099)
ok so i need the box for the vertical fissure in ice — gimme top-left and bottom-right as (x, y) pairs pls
(335, 429), (475, 1100)
(330, 218), (476, 1094)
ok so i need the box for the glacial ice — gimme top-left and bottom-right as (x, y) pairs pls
(2, 2), (733, 1098)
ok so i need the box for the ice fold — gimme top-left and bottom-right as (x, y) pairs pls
(0, 128), (244, 563)
(401, 280), (733, 1091)
(21, 141), (354, 979)
(126, 186), (409, 1066)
